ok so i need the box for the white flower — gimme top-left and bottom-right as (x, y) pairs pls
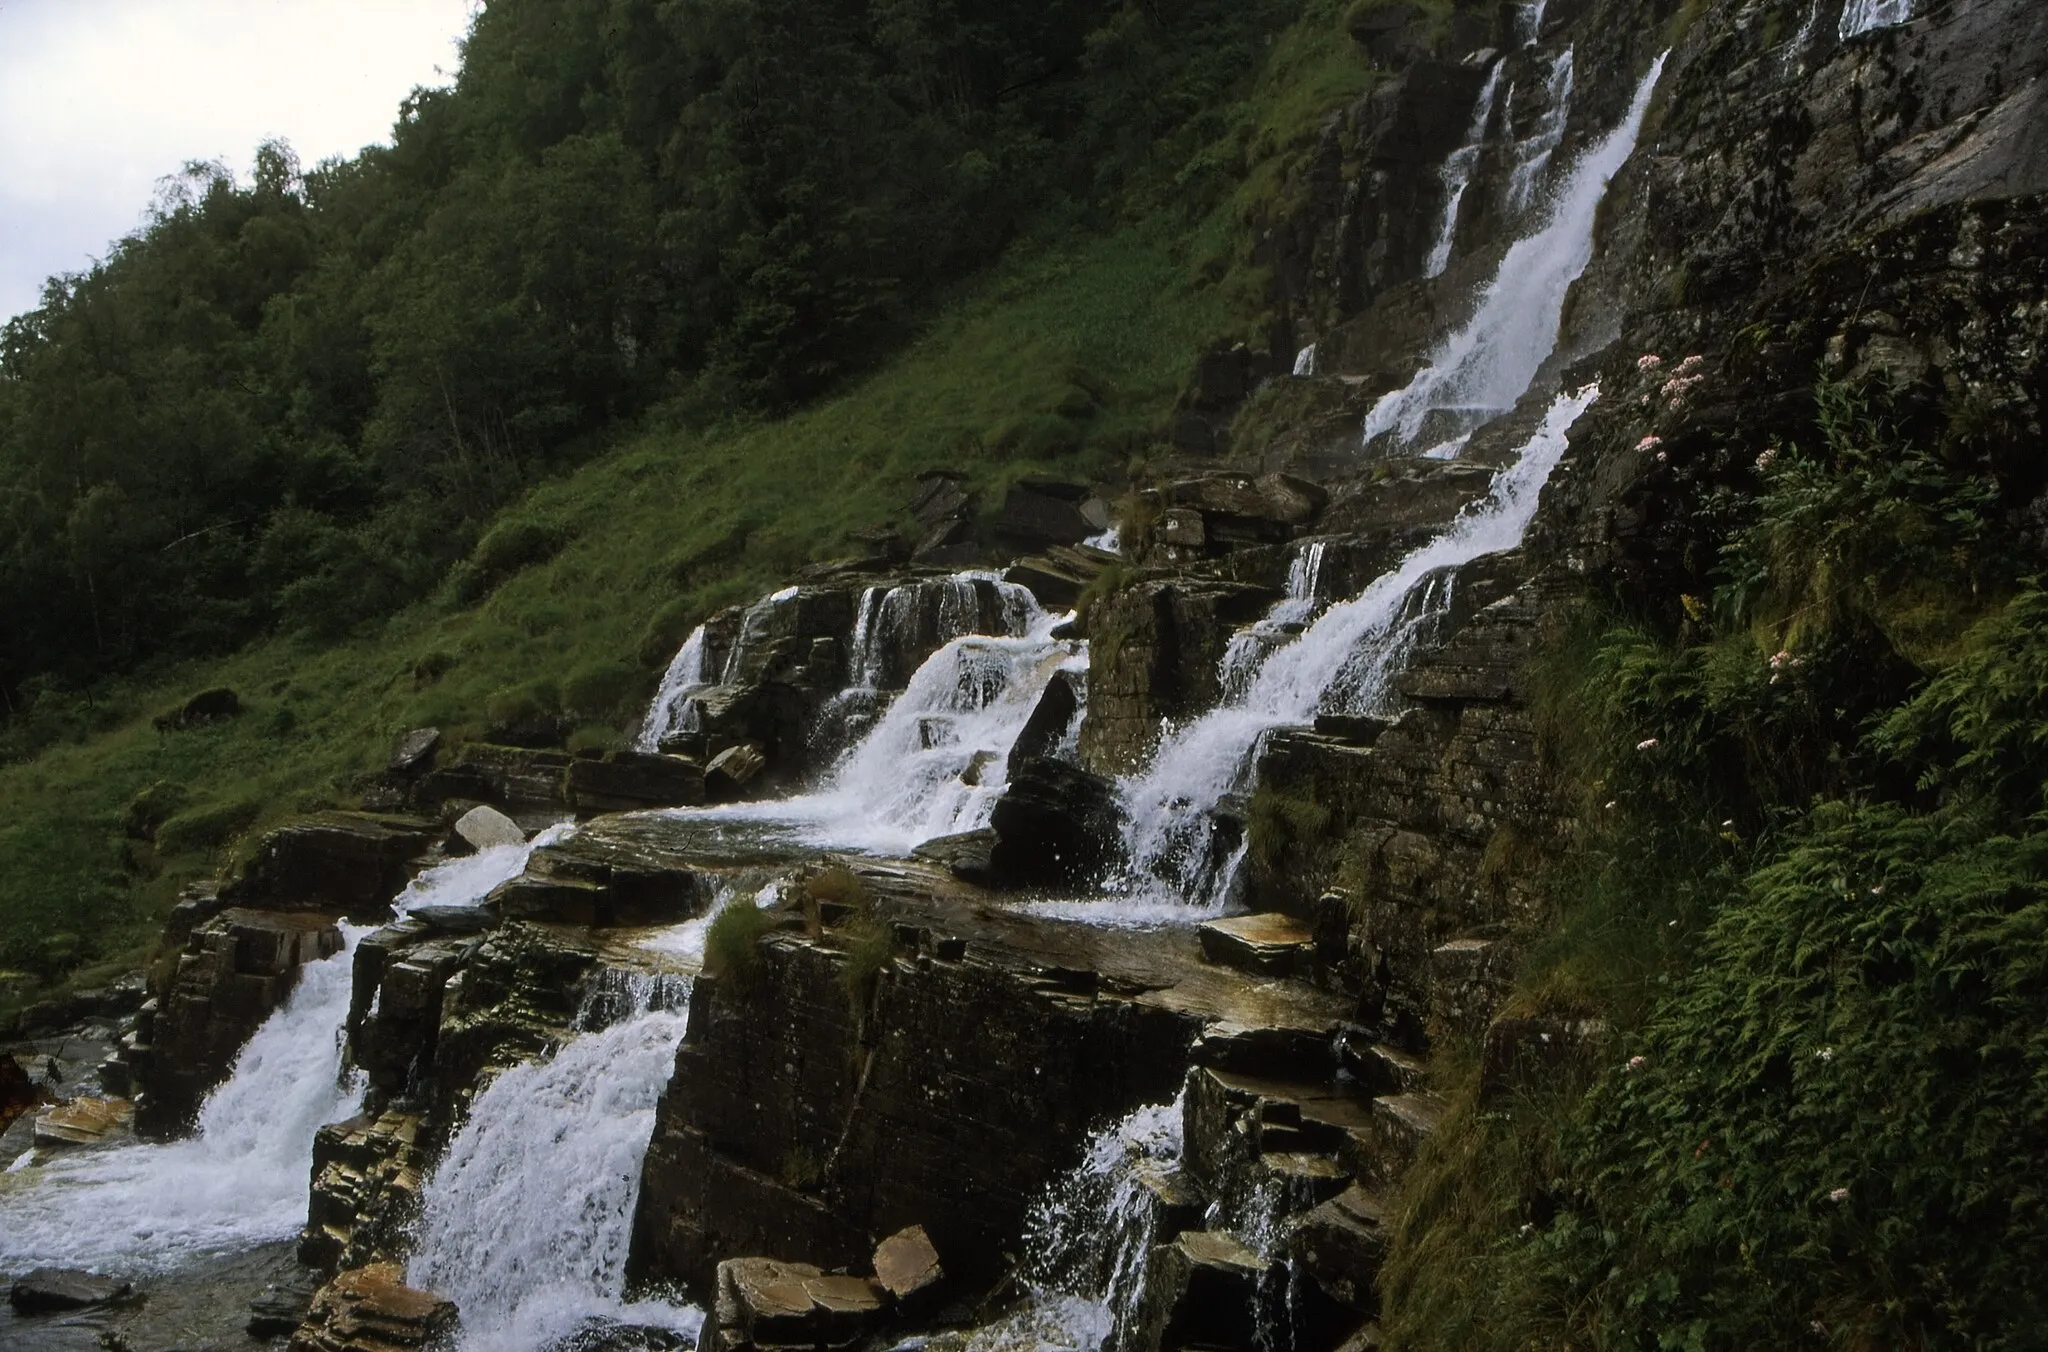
(1828, 1187), (1849, 1203)
(1626, 1055), (1648, 1073)
(1815, 1047), (1834, 1062)
(1636, 738), (1659, 751)
(1755, 447), (1779, 472)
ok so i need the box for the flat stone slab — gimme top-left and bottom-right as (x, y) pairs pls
(34, 1095), (133, 1146)
(872, 1224), (943, 1304)
(1197, 912), (1316, 976)
(10, 1268), (134, 1312)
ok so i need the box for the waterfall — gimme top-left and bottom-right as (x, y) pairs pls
(1122, 385), (1600, 906)
(974, 1096), (1185, 1352)
(1219, 540), (1329, 701)
(1517, 0), (1548, 45)
(1364, 53), (1665, 455)
(1505, 49), (1576, 215)
(0, 935), (366, 1272)
(409, 975), (698, 1351)
(1291, 343), (1317, 377)
(0, 831), (558, 1274)
(784, 606), (1083, 852)
(1841, 0), (1913, 37)
(1425, 62), (1504, 279)
(637, 624), (711, 752)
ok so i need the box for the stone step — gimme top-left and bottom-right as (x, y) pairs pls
(1197, 912), (1316, 976)
(1290, 1185), (1390, 1313)
(1355, 1041), (1430, 1097)
(1363, 1092), (1448, 1187)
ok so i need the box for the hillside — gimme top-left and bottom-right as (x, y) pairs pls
(2, 0), (2046, 1349)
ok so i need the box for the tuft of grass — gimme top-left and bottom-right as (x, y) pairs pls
(835, 916), (900, 1021)
(703, 902), (774, 988)
(1247, 788), (1334, 870)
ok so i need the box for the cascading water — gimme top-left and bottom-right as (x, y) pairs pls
(1291, 343), (1318, 377)
(0, 831), (558, 1274)
(1123, 385), (1600, 907)
(408, 974), (699, 1351)
(1505, 48), (1576, 215)
(1363, 53), (1666, 455)
(0, 933), (364, 1272)
(771, 606), (1083, 853)
(1517, 0), (1548, 45)
(974, 1096), (1185, 1352)
(637, 623), (712, 752)
(1219, 540), (1329, 702)
(1840, 0), (1913, 38)
(1424, 62), (1504, 279)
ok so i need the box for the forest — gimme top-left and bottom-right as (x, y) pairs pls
(0, 0), (1290, 724)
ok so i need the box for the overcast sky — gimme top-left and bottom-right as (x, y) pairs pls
(0, 0), (476, 324)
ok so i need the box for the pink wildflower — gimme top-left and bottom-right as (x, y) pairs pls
(1636, 435), (1663, 452)
(1626, 1055), (1648, 1073)
(1828, 1188), (1849, 1203)
(1637, 354), (1664, 372)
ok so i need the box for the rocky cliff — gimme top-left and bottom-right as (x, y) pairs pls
(12, 1), (2044, 1350)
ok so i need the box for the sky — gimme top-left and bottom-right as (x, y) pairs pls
(0, 0), (477, 324)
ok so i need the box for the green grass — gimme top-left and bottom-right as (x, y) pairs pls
(0, 218), (1233, 1012)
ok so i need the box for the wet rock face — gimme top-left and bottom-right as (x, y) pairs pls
(224, 813), (440, 920)
(1080, 579), (1281, 774)
(631, 930), (1197, 1297)
(985, 757), (1127, 889)
(8, 1268), (134, 1314)
(302, 1111), (430, 1273)
(133, 908), (344, 1138)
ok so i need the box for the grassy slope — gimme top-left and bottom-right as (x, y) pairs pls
(0, 220), (1234, 1006)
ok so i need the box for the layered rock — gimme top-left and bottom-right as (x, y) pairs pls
(133, 908), (344, 1137)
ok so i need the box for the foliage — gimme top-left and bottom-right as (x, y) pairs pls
(0, 0), (1335, 707)
(1381, 382), (2048, 1351)
(703, 899), (775, 986)
(836, 915), (900, 1017)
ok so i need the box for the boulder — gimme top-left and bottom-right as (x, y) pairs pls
(871, 1225), (943, 1309)
(387, 728), (442, 778)
(416, 744), (573, 811)
(985, 757), (1127, 889)
(32, 1095), (132, 1146)
(705, 744), (769, 800)
(287, 1263), (456, 1352)
(0, 1051), (40, 1135)
(909, 470), (976, 527)
(992, 479), (1094, 551)
(1161, 472), (1329, 547)
(454, 804), (525, 851)
(909, 829), (996, 884)
(1008, 669), (1081, 766)
(911, 516), (978, 566)
(567, 751), (708, 814)
(9, 1268), (134, 1313)
(154, 685), (242, 733)
(705, 1258), (884, 1352)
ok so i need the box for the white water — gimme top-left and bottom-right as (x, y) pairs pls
(1425, 62), (1504, 279)
(637, 623), (711, 751)
(0, 934), (365, 1273)
(1364, 53), (1665, 452)
(1124, 385), (1599, 906)
(1084, 524), (1122, 554)
(410, 975), (698, 1351)
(1291, 343), (1317, 377)
(1841, 0), (1913, 38)
(679, 599), (1082, 856)
(1506, 48), (1576, 215)
(1518, 0), (1548, 45)
(972, 1096), (1184, 1352)
(0, 831), (555, 1275)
